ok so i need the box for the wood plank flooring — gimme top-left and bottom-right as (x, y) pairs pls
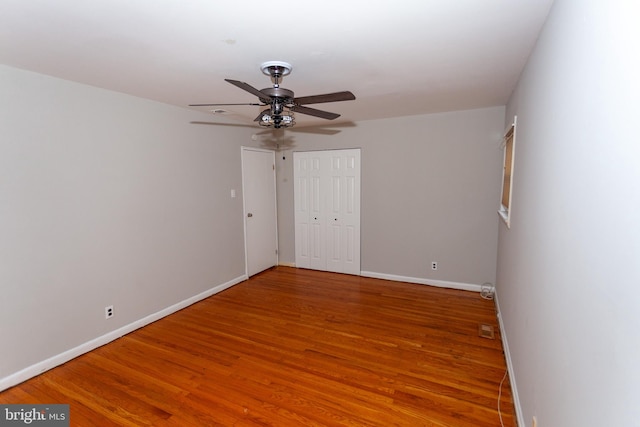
(0, 267), (515, 426)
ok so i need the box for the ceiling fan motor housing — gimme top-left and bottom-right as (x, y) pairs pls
(259, 87), (295, 119)
(259, 87), (294, 103)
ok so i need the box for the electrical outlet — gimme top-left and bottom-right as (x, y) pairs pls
(532, 416), (538, 427)
(105, 305), (114, 319)
(431, 261), (438, 270)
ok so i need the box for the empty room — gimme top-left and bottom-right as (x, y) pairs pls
(1, 1), (638, 426)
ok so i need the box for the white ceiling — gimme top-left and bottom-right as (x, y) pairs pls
(0, 0), (554, 127)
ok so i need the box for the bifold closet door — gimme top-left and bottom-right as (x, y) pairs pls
(293, 151), (324, 270)
(325, 150), (360, 274)
(294, 149), (360, 275)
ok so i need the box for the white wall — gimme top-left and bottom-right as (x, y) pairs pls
(496, 0), (640, 426)
(272, 107), (505, 287)
(0, 65), (247, 386)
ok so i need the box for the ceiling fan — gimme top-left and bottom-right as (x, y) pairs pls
(189, 61), (356, 129)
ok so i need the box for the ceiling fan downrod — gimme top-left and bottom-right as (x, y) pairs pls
(260, 61), (292, 89)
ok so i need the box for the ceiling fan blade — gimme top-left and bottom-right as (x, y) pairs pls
(225, 79), (271, 100)
(189, 102), (263, 106)
(294, 91), (356, 105)
(294, 105), (341, 120)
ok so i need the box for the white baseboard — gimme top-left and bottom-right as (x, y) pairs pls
(494, 288), (524, 427)
(0, 274), (247, 392)
(360, 270), (483, 292)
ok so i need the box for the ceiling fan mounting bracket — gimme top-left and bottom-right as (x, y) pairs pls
(260, 61), (292, 78)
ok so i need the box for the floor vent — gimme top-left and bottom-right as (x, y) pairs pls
(478, 323), (495, 339)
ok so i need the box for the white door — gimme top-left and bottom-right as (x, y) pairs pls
(294, 154), (312, 269)
(308, 152), (326, 271)
(325, 150), (360, 275)
(294, 149), (360, 275)
(242, 148), (278, 276)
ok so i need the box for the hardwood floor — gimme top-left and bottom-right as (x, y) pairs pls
(0, 267), (515, 426)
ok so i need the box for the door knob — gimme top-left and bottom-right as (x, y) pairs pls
(247, 213), (253, 217)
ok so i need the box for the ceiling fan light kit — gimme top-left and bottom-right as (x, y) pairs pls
(189, 61), (355, 129)
(258, 111), (295, 128)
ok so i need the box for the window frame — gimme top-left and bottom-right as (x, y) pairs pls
(498, 116), (517, 228)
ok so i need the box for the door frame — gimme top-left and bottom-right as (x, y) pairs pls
(241, 146), (279, 277)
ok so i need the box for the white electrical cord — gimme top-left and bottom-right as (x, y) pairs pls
(479, 282), (505, 425)
(497, 369), (508, 427)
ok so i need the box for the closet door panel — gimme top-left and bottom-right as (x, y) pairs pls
(340, 150), (361, 275)
(294, 154), (311, 268)
(309, 153), (326, 270)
